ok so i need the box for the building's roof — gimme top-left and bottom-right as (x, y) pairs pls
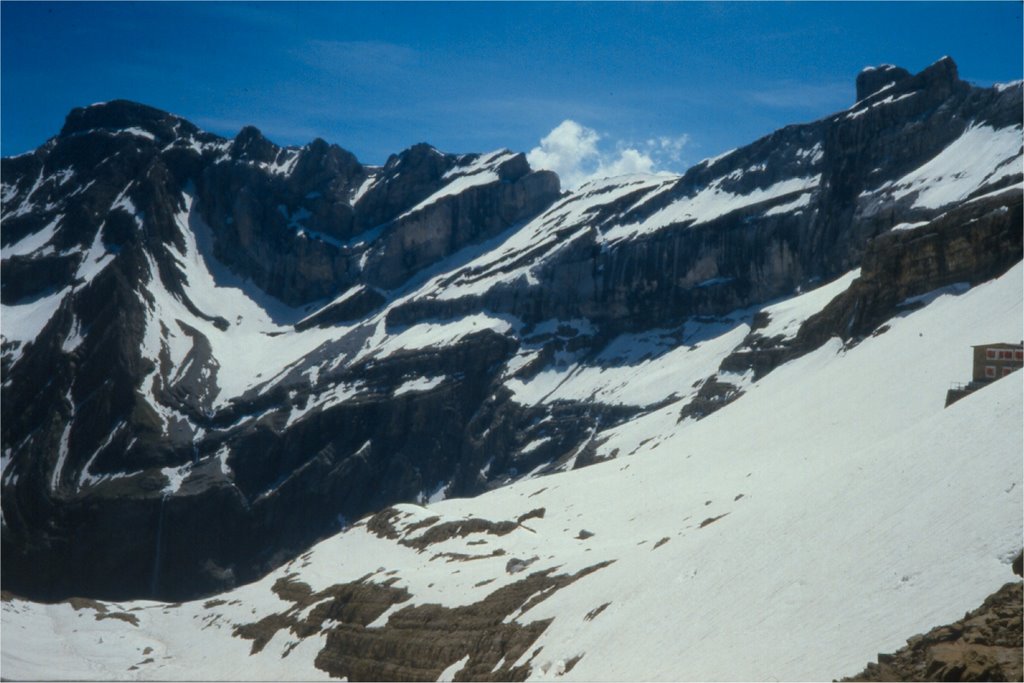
(972, 342), (1024, 349)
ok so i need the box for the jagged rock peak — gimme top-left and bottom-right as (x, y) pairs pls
(305, 136), (332, 154)
(59, 99), (197, 141)
(855, 56), (961, 103)
(384, 142), (448, 170)
(231, 125), (277, 163)
(296, 137), (363, 178)
(917, 55), (960, 91)
(856, 64), (912, 101)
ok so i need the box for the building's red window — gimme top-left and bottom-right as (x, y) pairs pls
(987, 349), (998, 359)
(1001, 350), (1014, 360)
(1015, 350), (1023, 361)
(1003, 367), (1016, 377)
(985, 366), (997, 378)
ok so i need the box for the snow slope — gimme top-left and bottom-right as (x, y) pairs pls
(870, 124), (1023, 210)
(140, 191), (343, 409)
(4, 261), (1020, 682)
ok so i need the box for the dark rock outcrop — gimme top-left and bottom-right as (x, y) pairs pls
(856, 64), (913, 101)
(0, 101), (559, 601)
(59, 99), (198, 142)
(196, 138), (559, 306)
(721, 188), (1024, 382)
(387, 57), (1018, 338)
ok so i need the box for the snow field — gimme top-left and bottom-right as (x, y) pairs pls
(416, 175), (674, 302)
(5, 261), (1019, 682)
(397, 149), (517, 220)
(1, 217), (60, 258)
(870, 124), (1023, 210)
(140, 192), (345, 408)
(506, 318), (751, 408)
(0, 286), (71, 351)
(752, 268), (860, 341)
(601, 174), (821, 244)
(506, 267), (860, 410)
(1, 589), (332, 682)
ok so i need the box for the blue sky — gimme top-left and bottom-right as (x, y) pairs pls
(3, 2), (1022, 182)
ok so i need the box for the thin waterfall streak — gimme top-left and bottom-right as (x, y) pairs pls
(150, 494), (167, 595)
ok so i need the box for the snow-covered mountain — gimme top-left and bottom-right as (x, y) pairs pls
(3, 259), (1021, 681)
(1, 56), (1022, 679)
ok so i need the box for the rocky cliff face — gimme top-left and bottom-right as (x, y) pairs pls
(842, 576), (1023, 682)
(389, 57), (1019, 333)
(2, 57), (1021, 602)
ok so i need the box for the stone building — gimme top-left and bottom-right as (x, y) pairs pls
(971, 342), (1024, 381)
(945, 342), (1023, 407)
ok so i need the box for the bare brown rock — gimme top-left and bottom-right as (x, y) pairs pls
(95, 611), (140, 626)
(313, 561), (613, 682)
(366, 507), (524, 551)
(516, 508), (545, 524)
(678, 376), (745, 422)
(233, 574), (411, 655)
(65, 595), (140, 627)
(365, 507), (404, 540)
(699, 514), (728, 529)
(841, 581), (1023, 682)
(404, 517), (519, 550)
(230, 560), (613, 681)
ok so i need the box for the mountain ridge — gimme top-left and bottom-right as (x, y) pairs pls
(1, 57), (1021, 606)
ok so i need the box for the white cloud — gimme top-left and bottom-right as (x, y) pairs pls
(647, 135), (690, 165)
(528, 120), (689, 190)
(526, 120), (600, 189)
(597, 148), (656, 178)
